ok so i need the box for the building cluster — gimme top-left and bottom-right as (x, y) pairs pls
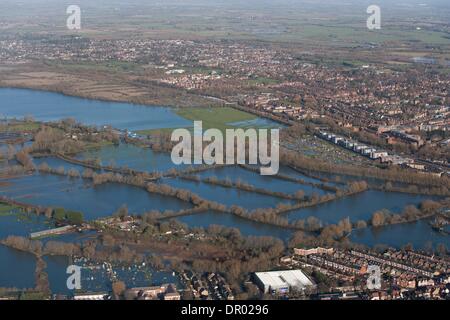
(2, 36), (448, 128)
(70, 283), (180, 300)
(241, 92), (320, 120)
(124, 283), (180, 300)
(1, 36), (448, 167)
(318, 128), (448, 175)
(318, 131), (413, 165)
(180, 271), (234, 300)
(253, 269), (315, 295)
(98, 216), (142, 232)
(383, 129), (425, 148)
(283, 247), (450, 300)
(158, 71), (226, 90)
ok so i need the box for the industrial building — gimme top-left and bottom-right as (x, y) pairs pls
(254, 270), (315, 294)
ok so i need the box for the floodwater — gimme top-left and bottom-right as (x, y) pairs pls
(0, 88), (191, 131)
(0, 87), (448, 293)
(285, 190), (439, 223)
(0, 174), (192, 220)
(76, 143), (186, 173)
(174, 210), (294, 242)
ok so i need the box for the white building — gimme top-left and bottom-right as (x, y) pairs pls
(371, 151), (388, 159)
(73, 292), (110, 300)
(254, 270), (315, 294)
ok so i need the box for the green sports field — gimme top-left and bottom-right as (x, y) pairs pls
(136, 106), (277, 135)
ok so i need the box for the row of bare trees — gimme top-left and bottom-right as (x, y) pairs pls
(183, 174), (305, 200)
(371, 200), (443, 227)
(280, 148), (449, 190)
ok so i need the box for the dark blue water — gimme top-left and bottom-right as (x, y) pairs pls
(0, 88), (192, 131)
(76, 143), (187, 173)
(0, 212), (46, 289)
(0, 209), (97, 244)
(0, 174), (192, 220)
(33, 156), (92, 173)
(0, 245), (36, 289)
(0, 87), (448, 286)
(0, 141), (33, 154)
(0, 211), (52, 238)
(0, 142), (32, 171)
(163, 177), (294, 210)
(351, 219), (449, 249)
(175, 210), (293, 242)
(44, 255), (180, 295)
(0, 210), (177, 293)
(277, 166), (337, 185)
(285, 190), (438, 223)
(196, 166), (328, 195)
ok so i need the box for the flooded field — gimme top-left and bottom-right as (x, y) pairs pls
(0, 87), (448, 295)
(174, 210), (294, 242)
(0, 88), (191, 131)
(285, 190), (439, 223)
(0, 174), (192, 220)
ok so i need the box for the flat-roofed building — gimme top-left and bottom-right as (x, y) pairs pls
(294, 247), (334, 256)
(254, 270), (315, 294)
(73, 292), (109, 300)
(164, 292), (181, 300)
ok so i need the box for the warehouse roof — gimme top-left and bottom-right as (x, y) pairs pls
(255, 270), (314, 290)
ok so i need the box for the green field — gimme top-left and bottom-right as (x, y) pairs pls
(0, 122), (41, 132)
(177, 107), (257, 130)
(137, 106), (273, 135)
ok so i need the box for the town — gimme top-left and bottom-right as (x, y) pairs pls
(1, 36), (448, 175)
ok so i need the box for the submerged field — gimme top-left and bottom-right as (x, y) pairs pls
(2, 150), (448, 250)
(0, 87), (448, 293)
(0, 91), (448, 298)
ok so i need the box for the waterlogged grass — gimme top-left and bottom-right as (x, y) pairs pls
(0, 122), (41, 132)
(0, 211), (14, 217)
(0, 203), (18, 216)
(84, 140), (116, 151)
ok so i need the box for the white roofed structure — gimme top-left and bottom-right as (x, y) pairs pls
(254, 270), (315, 294)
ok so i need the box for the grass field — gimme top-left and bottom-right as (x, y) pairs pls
(176, 107), (257, 130)
(84, 140), (115, 151)
(0, 122), (41, 132)
(136, 106), (275, 135)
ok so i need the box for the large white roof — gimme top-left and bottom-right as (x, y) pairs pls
(255, 270), (313, 289)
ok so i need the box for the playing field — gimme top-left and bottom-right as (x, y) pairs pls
(176, 107), (257, 130)
(136, 106), (276, 135)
